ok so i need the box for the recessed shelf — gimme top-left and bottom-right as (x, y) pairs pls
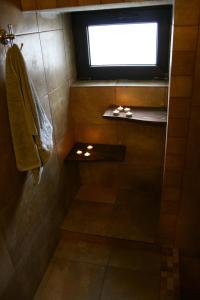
(103, 105), (167, 124)
(65, 143), (126, 162)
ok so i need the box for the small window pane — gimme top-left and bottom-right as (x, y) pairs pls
(88, 23), (158, 66)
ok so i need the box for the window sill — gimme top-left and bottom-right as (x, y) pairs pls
(71, 80), (169, 88)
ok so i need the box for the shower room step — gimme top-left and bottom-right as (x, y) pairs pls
(61, 184), (161, 244)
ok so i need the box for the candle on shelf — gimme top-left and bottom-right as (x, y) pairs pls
(84, 152), (91, 157)
(76, 150), (83, 155)
(126, 111), (132, 118)
(117, 106), (124, 112)
(113, 109), (119, 116)
(87, 145), (93, 150)
(124, 107), (131, 112)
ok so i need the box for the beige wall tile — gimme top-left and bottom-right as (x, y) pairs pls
(170, 76), (193, 98)
(172, 51), (195, 76)
(167, 137), (186, 155)
(165, 154), (185, 172)
(173, 26), (198, 51)
(168, 98), (191, 118)
(175, 0), (200, 26)
(116, 86), (168, 107)
(168, 118), (189, 137)
(71, 86), (116, 124)
(74, 123), (119, 145)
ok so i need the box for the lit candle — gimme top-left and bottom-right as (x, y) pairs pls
(113, 109), (119, 116)
(76, 150), (83, 155)
(117, 106), (124, 112)
(87, 145), (93, 150)
(126, 111), (132, 118)
(124, 107), (131, 112)
(84, 152), (91, 157)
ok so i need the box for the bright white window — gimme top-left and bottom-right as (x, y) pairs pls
(88, 23), (158, 66)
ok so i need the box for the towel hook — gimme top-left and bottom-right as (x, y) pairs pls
(0, 24), (15, 46)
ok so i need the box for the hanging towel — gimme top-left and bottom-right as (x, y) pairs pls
(6, 44), (53, 183)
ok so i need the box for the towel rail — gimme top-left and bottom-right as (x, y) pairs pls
(0, 24), (15, 46)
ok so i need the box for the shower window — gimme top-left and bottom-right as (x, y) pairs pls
(72, 5), (172, 80)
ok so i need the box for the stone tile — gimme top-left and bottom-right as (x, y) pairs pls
(116, 86), (168, 107)
(62, 201), (114, 236)
(49, 83), (71, 145)
(34, 259), (105, 300)
(37, 12), (63, 32)
(109, 245), (161, 273)
(14, 12), (38, 35)
(54, 235), (111, 265)
(62, 15), (77, 81)
(101, 267), (160, 300)
(107, 189), (160, 243)
(71, 86), (116, 124)
(40, 30), (68, 93)
(75, 185), (117, 204)
(15, 34), (48, 98)
(0, 1), (34, 30)
(0, 231), (15, 297)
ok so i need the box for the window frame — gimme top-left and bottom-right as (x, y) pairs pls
(71, 5), (172, 80)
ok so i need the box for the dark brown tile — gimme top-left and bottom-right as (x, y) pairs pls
(101, 267), (160, 300)
(62, 201), (114, 236)
(34, 259), (105, 300)
(75, 185), (117, 204)
(107, 189), (160, 242)
(54, 235), (111, 265)
(109, 246), (161, 273)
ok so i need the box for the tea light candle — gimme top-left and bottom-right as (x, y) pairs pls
(124, 107), (131, 112)
(84, 152), (91, 157)
(117, 106), (124, 112)
(76, 150), (83, 155)
(126, 111), (132, 118)
(113, 109), (119, 116)
(87, 145), (93, 150)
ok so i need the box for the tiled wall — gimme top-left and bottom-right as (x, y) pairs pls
(70, 84), (167, 193)
(159, 0), (200, 244)
(0, 1), (79, 299)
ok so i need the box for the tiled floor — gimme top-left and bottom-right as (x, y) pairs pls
(62, 185), (160, 243)
(34, 233), (161, 300)
(34, 185), (162, 300)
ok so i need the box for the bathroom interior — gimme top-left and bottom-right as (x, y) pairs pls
(0, 0), (200, 299)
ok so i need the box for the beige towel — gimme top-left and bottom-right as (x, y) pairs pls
(6, 44), (53, 183)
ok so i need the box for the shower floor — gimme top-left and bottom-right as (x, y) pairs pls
(34, 185), (176, 300)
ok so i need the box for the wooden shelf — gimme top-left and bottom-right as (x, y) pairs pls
(65, 143), (126, 162)
(103, 105), (167, 124)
